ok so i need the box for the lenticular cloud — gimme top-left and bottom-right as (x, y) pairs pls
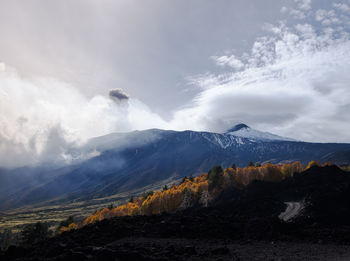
(172, 2), (350, 142)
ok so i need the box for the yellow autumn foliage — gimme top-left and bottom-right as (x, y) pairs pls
(61, 161), (306, 232)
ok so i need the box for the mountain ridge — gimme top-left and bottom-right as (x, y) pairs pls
(1, 124), (350, 211)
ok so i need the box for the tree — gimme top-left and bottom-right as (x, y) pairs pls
(207, 165), (223, 190)
(0, 229), (13, 251)
(20, 222), (49, 246)
(108, 203), (114, 210)
(129, 196), (134, 203)
(56, 216), (75, 233)
(59, 222), (78, 233)
(76, 161), (313, 229)
(145, 191), (154, 198)
(180, 188), (194, 209)
(307, 160), (320, 169)
(262, 163), (283, 182)
(231, 163), (236, 170)
(199, 190), (213, 207)
(248, 161), (255, 167)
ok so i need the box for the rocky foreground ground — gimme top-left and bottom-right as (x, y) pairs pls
(6, 237), (350, 260)
(3, 216), (350, 261)
(2, 165), (350, 260)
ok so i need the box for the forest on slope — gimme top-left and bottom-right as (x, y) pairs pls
(59, 161), (326, 232)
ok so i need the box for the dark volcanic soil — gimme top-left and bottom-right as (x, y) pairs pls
(2, 165), (350, 260)
(11, 237), (350, 261)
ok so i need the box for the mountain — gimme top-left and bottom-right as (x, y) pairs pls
(1, 124), (350, 210)
(325, 150), (350, 166)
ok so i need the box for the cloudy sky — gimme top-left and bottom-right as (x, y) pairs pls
(1, 0), (350, 167)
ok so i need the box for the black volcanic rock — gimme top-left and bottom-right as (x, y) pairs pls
(3, 166), (350, 260)
(226, 123), (250, 132)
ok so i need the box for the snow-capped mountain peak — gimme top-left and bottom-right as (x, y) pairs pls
(225, 124), (295, 141)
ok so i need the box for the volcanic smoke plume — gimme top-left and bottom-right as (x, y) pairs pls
(109, 88), (129, 104)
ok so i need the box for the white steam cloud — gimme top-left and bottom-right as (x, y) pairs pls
(0, 68), (167, 168)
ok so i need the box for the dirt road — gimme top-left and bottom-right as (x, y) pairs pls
(279, 202), (304, 222)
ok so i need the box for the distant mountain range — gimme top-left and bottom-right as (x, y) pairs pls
(1, 124), (350, 210)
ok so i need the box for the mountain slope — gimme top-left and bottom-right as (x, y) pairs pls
(1, 125), (350, 210)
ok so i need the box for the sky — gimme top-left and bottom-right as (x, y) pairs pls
(1, 0), (350, 168)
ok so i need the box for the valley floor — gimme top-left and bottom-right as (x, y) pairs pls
(0, 177), (176, 233)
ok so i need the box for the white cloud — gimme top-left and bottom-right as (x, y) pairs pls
(295, 0), (312, 11)
(280, 6), (288, 13)
(212, 55), (244, 70)
(315, 9), (340, 25)
(0, 69), (168, 168)
(172, 6), (350, 143)
(283, 0), (312, 19)
(295, 24), (316, 40)
(333, 3), (350, 13)
(289, 9), (306, 19)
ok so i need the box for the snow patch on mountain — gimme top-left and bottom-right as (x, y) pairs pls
(201, 132), (254, 149)
(201, 133), (236, 149)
